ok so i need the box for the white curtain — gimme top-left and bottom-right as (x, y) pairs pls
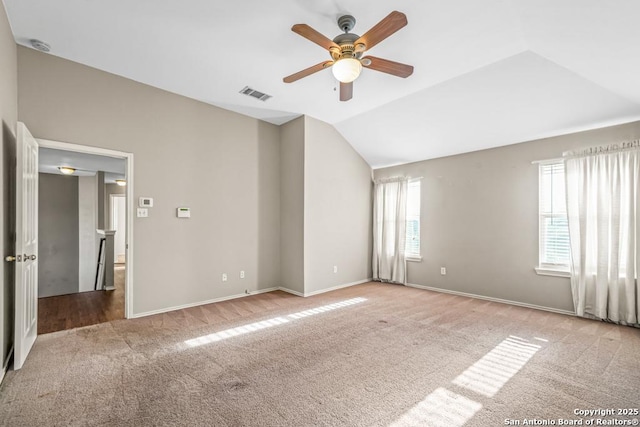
(565, 143), (640, 325)
(373, 177), (408, 284)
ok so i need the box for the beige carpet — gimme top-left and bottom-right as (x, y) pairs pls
(1, 282), (639, 426)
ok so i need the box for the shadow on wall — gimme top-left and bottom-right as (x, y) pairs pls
(257, 121), (280, 291)
(2, 120), (17, 363)
(368, 182), (373, 278)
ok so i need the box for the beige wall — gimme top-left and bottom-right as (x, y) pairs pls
(279, 116), (372, 295)
(18, 46), (281, 315)
(78, 175), (97, 292)
(96, 171), (105, 229)
(279, 117), (304, 294)
(303, 116), (372, 294)
(106, 183), (126, 196)
(374, 120), (640, 312)
(257, 121), (281, 291)
(38, 173), (79, 297)
(0, 1), (17, 374)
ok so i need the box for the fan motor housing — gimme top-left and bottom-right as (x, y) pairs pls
(332, 33), (362, 60)
(333, 32), (359, 45)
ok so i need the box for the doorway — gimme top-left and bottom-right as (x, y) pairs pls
(36, 139), (133, 334)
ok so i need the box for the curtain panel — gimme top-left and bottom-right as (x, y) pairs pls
(564, 142), (640, 325)
(372, 177), (408, 284)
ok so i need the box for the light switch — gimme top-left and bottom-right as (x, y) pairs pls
(177, 207), (191, 218)
(137, 208), (149, 218)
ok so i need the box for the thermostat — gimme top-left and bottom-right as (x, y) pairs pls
(139, 197), (153, 208)
(177, 207), (191, 218)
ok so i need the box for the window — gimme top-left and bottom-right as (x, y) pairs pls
(405, 180), (421, 259)
(538, 162), (570, 273)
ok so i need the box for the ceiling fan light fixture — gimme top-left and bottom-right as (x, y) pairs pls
(283, 11), (411, 100)
(58, 166), (76, 175)
(332, 58), (362, 83)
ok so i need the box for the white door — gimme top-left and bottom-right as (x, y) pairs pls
(111, 195), (126, 262)
(14, 122), (39, 370)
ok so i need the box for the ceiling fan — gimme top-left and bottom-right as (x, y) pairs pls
(283, 11), (414, 102)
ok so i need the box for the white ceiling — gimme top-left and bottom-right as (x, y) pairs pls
(39, 147), (126, 183)
(5, 0), (640, 168)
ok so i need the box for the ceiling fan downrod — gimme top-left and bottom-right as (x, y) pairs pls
(337, 15), (356, 33)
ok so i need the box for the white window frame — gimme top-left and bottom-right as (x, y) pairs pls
(406, 179), (422, 262)
(535, 160), (570, 277)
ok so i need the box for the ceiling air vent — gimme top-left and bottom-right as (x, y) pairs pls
(30, 39), (51, 52)
(239, 86), (272, 102)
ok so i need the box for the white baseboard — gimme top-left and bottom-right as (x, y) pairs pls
(405, 283), (576, 316)
(1, 346), (14, 384)
(302, 278), (372, 297)
(277, 287), (304, 297)
(131, 279), (373, 319)
(251, 287), (280, 294)
(131, 287), (281, 319)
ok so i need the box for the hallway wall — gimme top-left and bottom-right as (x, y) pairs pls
(38, 173), (79, 297)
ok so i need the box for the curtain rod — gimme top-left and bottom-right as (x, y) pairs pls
(531, 158), (562, 165)
(563, 141), (640, 159)
(371, 176), (423, 182)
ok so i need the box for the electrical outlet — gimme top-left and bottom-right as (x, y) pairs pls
(240, 270), (245, 279)
(222, 273), (228, 282)
(333, 265), (338, 273)
(440, 267), (446, 275)
(136, 208), (148, 218)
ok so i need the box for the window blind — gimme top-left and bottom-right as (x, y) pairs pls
(405, 180), (421, 257)
(539, 162), (570, 268)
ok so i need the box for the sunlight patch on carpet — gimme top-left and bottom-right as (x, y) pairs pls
(390, 387), (482, 427)
(183, 297), (367, 348)
(287, 297), (366, 319)
(452, 335), (542, 397)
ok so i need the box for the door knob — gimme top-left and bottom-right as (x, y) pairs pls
(25, 254), (37, 261)
(5, 256), (16, 262)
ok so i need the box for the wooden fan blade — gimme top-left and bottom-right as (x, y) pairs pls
(354, 11), (407, 51)
(283, 61), (334, 83)
(340, 82), (353, 102)
(292, 24), (340, 51)
(362, 56), (413, 78)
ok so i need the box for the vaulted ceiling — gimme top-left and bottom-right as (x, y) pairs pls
(5, 0), (640, 168)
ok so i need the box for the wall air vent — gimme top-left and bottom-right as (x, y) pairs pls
(239, 86), (272, 102)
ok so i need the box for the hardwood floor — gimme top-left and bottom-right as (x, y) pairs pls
(37, 264), (125, 334)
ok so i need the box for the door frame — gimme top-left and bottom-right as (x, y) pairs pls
(37, 138), (135, 319)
